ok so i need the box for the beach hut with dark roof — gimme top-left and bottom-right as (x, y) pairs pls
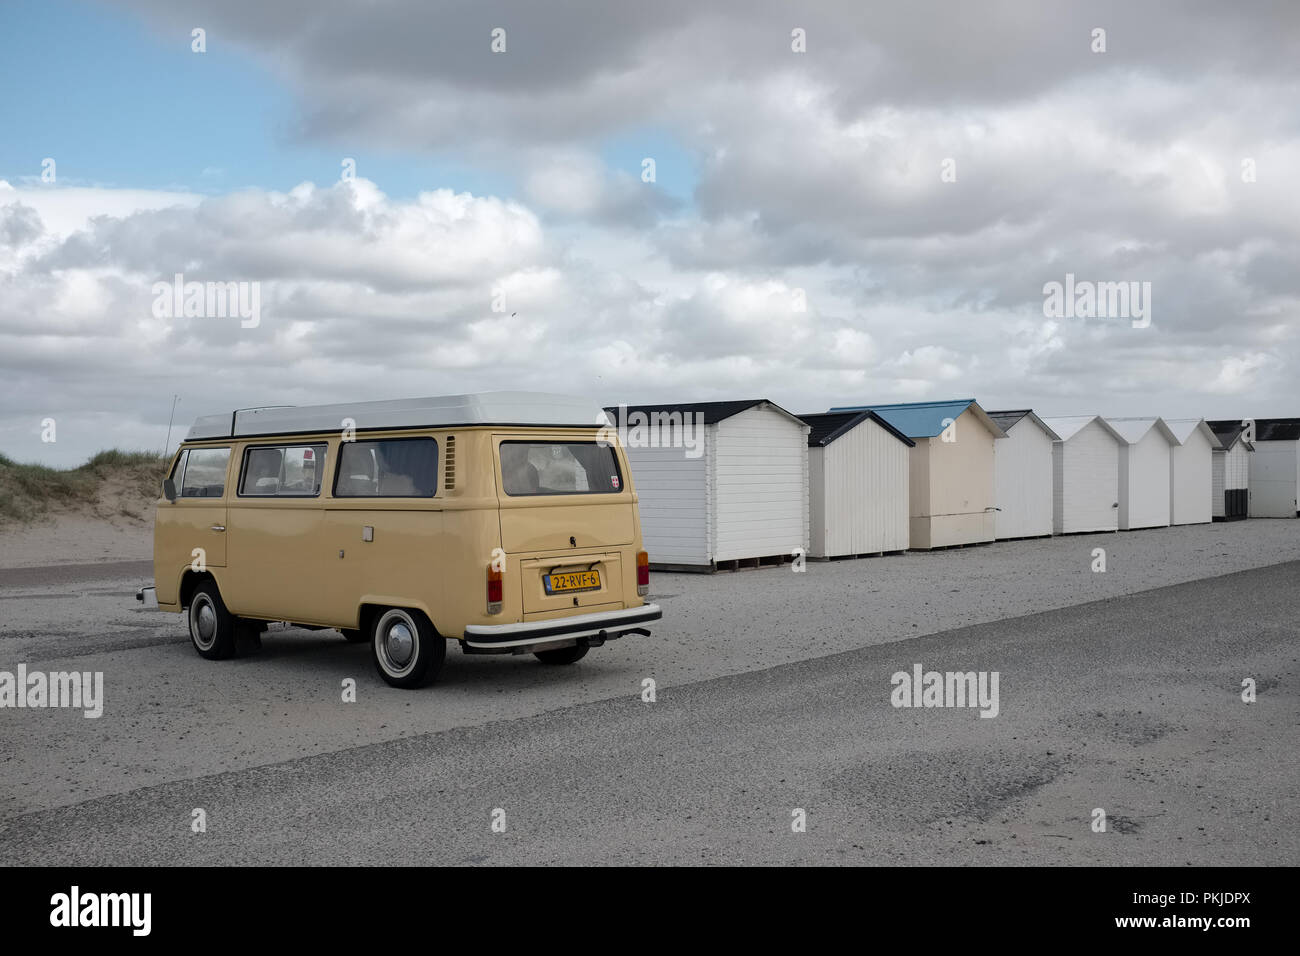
(799, 411), (913, 558)
(986, 410), (1060, 540)
(605, 400), (809, 570)
(1242, 418), (1300, 517)
(828, 399), (1005, 549)
(1206, 419), (1252, 520)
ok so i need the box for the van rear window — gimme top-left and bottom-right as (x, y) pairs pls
(335, 438), (438, 497)
(499, 441), (623, 496)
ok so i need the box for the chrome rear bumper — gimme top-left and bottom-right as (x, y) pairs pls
(462, 603), (662, 653)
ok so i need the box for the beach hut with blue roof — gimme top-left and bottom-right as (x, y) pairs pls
(828, 399), (1006, 549)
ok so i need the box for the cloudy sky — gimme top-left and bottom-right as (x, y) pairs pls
(1, 0), (1297, 465)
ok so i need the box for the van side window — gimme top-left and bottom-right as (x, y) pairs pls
(499, 441), (623, 496)
(335, 438), (438, 498)
(179, 447), (230, 498)
(238, 444), (327, 497)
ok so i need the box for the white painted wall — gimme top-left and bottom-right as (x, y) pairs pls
(1169, 427), (1213, 525)
(1212, 440), (1250, 518)
(809, 417), (909, 556)
(1053, 420), (1119, 533)
(809, 446), (827, 557)
(712, 405), (809, 561)
(622, 434), (710, 566)
(994, 418), (1054, 539)
(1119, 428), (1172, 529)
(1248, 440), (1299, 517)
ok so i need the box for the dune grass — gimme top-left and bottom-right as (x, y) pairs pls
(0, 449), (169, 525)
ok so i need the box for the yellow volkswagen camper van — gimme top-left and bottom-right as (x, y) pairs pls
(137, 393), (661, 688)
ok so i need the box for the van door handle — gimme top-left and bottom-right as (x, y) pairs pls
(210, 525), (226, 532)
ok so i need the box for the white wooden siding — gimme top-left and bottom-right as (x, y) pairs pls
(1169, 428), (1213, 525)
(994, 418), (1054, 539)
(711, 406), (809, 561)
(1224, 442), (1249, 490)
(1211, 442), (1250, 518)
(810, 417), (909, 556)
(1248, 440), (1298, 517)
(1054, 420), (1120, 533)
(1119, 428), (1171, 529)
(621, 436), (710, 566)
(808, 446), (827, 556)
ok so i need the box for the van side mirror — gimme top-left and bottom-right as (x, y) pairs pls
(163, 478), (177, 502)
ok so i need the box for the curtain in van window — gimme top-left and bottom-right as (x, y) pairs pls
(376, 440), (436, 496)
(500, 441), (621, 495)
(336, 439), (437, 497)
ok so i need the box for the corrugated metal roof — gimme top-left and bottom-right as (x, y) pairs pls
(186, 392), (610, 441)
(986, 409), (1029, 432)
(1254, 418), (1300, 441)
(798, 411), (915, 448)
(827, 399), (1005, 439)
(1207, 419), (1248, 448)
(985, 409), (1061, 441)
(606, 399), (805, 427)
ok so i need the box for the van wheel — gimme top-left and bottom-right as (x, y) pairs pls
(188, 581), (237, 661)
(534, 644), (589, 665)
(371, 608), (444, 688)
(340, 628), (366, 643)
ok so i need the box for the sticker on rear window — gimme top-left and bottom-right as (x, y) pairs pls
(611, 475), (620, 489)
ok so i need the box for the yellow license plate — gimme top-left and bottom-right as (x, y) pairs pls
(545, 570), (601, 594)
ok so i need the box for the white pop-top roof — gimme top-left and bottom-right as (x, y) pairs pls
(1103, 416), (1178, 445)
(1163, 417), (1222, 448)
(1039, 415), (1125, 443)
(185, 392), (612, 441)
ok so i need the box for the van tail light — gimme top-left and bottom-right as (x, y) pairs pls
(487, 564), (503, 615)
(636, 551), (650, 597)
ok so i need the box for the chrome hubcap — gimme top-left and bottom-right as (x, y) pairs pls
(193, 598), (216, 648)
(384, 622), (414, 667)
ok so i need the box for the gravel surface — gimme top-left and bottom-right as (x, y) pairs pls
(0, 519), (1297, 833)
(2, 559), (1296, 865)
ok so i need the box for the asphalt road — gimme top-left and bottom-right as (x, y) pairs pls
(1, 559), (1295, 865)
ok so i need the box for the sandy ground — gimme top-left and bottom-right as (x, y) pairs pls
(0, 514), (152, 568)
(0, 475), (154, 569)
(0, 517), (1297, 831)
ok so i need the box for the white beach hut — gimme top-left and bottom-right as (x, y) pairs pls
(608, 400), (810, 570)
(1242, 419), (1300, 518)
(986, 410), (1060, 540)
(1206, 420), (1252, 521)
(799, 411), (913, 558)
(1165, 419), (1218, 526)
(1104, 417), (1177, 531)
(1039, 416), (1124, 534)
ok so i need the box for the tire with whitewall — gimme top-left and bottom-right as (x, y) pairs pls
(188, 580), (238, 661)
(371, 607), (445, 688)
